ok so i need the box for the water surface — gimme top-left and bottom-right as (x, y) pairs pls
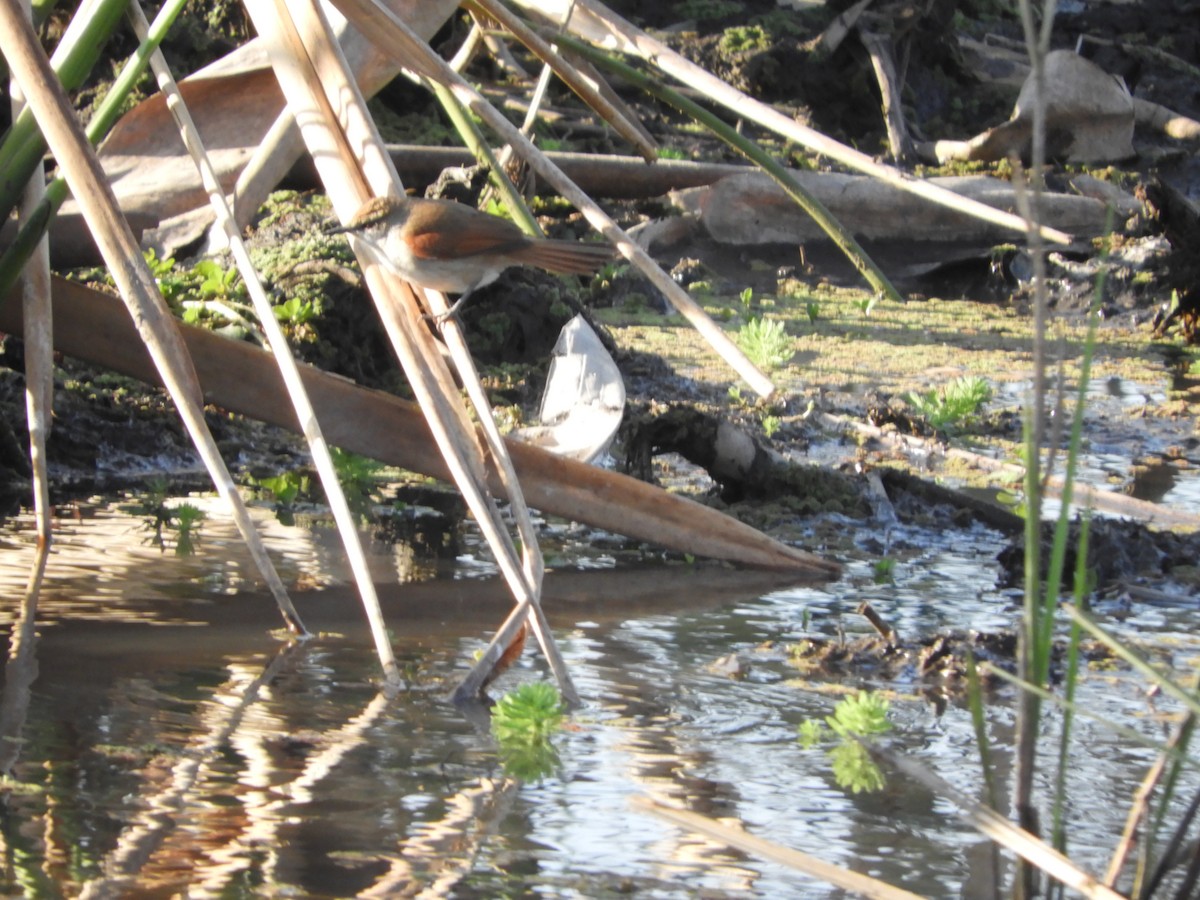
(1, 499), (1196, 897)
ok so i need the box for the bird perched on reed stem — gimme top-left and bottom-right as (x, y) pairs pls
(329, 195), (614, 317)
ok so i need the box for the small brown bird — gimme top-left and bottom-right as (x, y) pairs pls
(329, 195), (614, 314)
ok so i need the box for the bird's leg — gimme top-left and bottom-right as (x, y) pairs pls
(422, 286), (478, 328)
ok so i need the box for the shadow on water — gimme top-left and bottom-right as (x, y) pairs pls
(0, 498), (1198, 897)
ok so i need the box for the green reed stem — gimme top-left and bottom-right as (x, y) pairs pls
(0, 0), (189, 306)
(427, 78), (542, 237)
(1049, 512), (1089, 872)
(0, 0), (129, 223)
(965, 652), (999, 810)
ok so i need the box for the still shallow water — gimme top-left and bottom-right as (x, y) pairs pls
(1, 499), (1197, 897)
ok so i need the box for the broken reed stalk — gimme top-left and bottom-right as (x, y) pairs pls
(325, 0), (777, 399)
(1065, 602), (1200, 893)
(11, 0), (52, 736)
(556, 32), (901, 306)
(125, 0), (398, 682)
(859, 27), (914, 163)
(243, 0), (576, 700)
(0, 0), (309, 637)
(522, 0), (1074, 247)
(868, 742), (1126, 900)
(353, 239), (576, 702)
(632, 796), (925, 900)
(416, 284), (577, 699)
(1134, 717), (1200, 895)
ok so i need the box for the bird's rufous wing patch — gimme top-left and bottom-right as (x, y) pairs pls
(406, 203), (528, 260)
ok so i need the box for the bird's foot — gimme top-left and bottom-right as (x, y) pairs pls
(420, 290), (473, 329)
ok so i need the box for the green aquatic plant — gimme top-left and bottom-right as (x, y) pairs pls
(123, 482), (205, 556)
(492, 682), (565, 745)
(829, 742), (886, 795)
(907, 375), (992, 429)
(492, 682), (566, 781)
(170, 502), (205, 557)
(827, 690), (892, 740)
(872, 556), (896, 585)
(798, 690), (893, 794)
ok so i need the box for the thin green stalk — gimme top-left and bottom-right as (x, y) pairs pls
(1049, 512), (1089, 879)
(0, 0), (130, 222)
(556, 32), (901, 306)
(1041, 217), (1110, 888)
(0, 0), (189, 305)
(1036, 217), (1112, 686)
(426, 78), (541, 237)
(982, 663), (1183, 757)
(966, 652), (999, 810)
(1064, 605), (1200, 721)
(1012, 7), (1059, 891)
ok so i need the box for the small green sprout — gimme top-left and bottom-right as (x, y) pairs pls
(907, 375), (992, 429)
(736, 317), (793, 371)
(873, 557), (896, 585)
(273, 295), (315, 326)
(762, 414), (781, 438)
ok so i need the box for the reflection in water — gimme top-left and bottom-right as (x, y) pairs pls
(78, 646), (300, 897)
(0, 542), (47, 776)
(0, 498), (1198, 896)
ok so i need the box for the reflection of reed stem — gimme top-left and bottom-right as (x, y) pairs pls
(360, 776), (521, 898)
(0, 543), (48, 776)
(77, 644), (299, 898)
